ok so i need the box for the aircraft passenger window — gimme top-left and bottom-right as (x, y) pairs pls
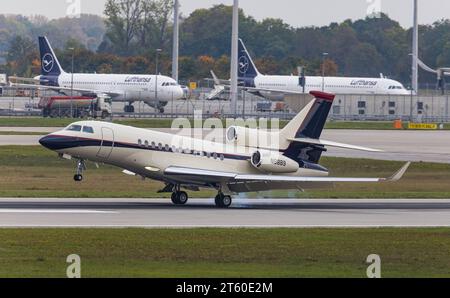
(144, 140), (149, 147)
(138, 139), (142, 146)
(151, 142), (156, 149)
(158, 143), (163, 150)
(165, 144), (170, 151)
(213, 153), (218, 159)
(207, 152), (211, 158)
(66, 125), (82, 132)
(82, 126), (94, 134)
(220, 154), (224, 161)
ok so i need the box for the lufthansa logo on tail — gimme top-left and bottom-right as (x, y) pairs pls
(238, 56), (249, 74)
(42, 53), (54, 73)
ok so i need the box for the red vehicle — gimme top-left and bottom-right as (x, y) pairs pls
(39, 96), (111, 118)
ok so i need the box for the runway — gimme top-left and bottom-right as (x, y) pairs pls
(1, 128), (450, 163)
(1, 198), (450, 228)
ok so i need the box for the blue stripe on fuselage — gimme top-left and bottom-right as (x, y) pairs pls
(40, 135), (250, 161)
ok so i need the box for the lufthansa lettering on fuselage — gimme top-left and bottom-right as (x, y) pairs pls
(124, 76), (152, 83)
(350, 80), (377, 86)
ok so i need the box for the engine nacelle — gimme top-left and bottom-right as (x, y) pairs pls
(226, 126), (278, 148)
(250, 150), (299, 174)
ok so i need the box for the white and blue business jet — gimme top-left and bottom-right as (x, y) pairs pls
(39, 91), (410, 208)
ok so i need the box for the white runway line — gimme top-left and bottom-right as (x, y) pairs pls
(0, 209), (118, 214)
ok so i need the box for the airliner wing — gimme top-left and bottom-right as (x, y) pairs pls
(164, 162), (410, 185)
(9, 82), (122, 98)
(244, 86), (305, 95)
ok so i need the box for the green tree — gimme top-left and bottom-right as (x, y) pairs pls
(6, 35), (37, 76)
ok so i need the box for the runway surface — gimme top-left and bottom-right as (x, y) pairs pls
(1, 198), (450, 228)
(1, 128), (450, 163)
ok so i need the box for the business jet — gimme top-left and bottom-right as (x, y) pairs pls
(208, 39), (410, 101)
(39, 91), (410, 208)
(11, 36), (184, 113)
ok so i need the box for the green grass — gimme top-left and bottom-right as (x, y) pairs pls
(1, 117), (449, 130)
(0, 228), (448, 277)
(0, 146), (450, 198)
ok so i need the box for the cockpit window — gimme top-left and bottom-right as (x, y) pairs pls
(66, 125), (82, 132)
(82, 126), (94, 134)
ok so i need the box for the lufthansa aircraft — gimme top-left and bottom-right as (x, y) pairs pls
(11, 37), (184, 113)
(209, 39), (410, 101)
(39, 91), (410, 208)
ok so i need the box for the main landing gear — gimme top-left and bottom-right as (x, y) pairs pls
(171, 185), (189, 205)
(124, 103), (135, 113)
(74, 160), (86, 182)
(167, 184), (232, 208)
(215, 193), (232, 208)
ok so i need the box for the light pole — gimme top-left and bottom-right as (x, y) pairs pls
(230, 0), (239, 118)
(155, 48), (162, 102)
(322, 52), (329, 92)
(172, 0), (180, 83)
(69, 47), (75, 118)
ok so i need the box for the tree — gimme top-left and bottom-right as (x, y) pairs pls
(6, 36), (37, 76)
(103, 0), (143, 55)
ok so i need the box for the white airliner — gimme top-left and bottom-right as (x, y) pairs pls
(39, 91), (410, 208)
(208, 39), (410, 101)
(11, 37), (184, 113)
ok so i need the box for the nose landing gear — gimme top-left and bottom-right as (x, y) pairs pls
(73, 160), (86, 182)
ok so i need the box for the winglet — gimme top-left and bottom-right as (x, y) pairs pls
(210, 70), (220, 85)
(384, 162), (411, 182)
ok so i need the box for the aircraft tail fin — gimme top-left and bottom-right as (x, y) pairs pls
(238, 39), (260, 79)
(38, 36), (65, 77)
(281, 91), (335, 164)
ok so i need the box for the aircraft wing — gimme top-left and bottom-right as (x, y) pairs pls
(9, 82), (122, 98)
(164, 162), (411, 185)
(207, 71), (305, 96)
(244, 86), (305, 95)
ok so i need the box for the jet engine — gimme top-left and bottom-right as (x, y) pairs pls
(250, 150), (299, 174)
(226, 126), (278, 148)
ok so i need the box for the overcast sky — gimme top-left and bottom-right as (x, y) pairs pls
(1, 0), (449, 28)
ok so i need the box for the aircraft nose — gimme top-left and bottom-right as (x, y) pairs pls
(39, 135), (58, 150)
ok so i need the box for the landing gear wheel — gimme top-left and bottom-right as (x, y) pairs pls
(171, 191), (188, 205)
(124, 105), (135, 113)
(74, 160), (86, 182)
(215, 194), (232, 208)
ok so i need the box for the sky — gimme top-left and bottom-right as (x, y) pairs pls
(1, 0), (449, 28)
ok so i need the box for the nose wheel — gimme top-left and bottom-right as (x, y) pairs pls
(73, 160), (86, 182)
(215, 193), (232, 208)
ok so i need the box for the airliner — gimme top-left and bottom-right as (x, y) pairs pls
(39, 91), (410, 208)
(208, 39), (410, 101)
(11, 37), (184, 113)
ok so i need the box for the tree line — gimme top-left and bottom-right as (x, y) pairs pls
(1, 2), (450, 86)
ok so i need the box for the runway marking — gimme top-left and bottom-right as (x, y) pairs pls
(0, 209), (118, 214)
(0, 225), (449, 228)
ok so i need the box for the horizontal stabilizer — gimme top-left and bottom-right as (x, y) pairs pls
(288, 138), (383, 152)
